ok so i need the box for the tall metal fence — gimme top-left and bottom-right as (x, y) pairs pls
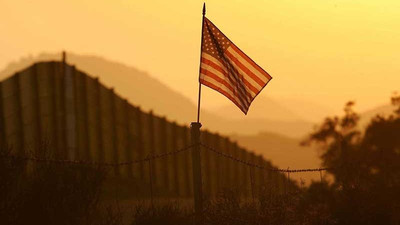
(0, 61), (295, 199)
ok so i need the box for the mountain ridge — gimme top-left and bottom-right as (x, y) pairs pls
(0, 52), (315, 138)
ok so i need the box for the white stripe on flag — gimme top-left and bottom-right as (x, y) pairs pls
(200, 73), (249, 109)
(202, 53), (257, 98)
(226, 46), (267, 89)
(200, 62), (251, 102)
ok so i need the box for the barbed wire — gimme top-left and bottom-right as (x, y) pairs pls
(1, 142), (333, 173)
(0, 144), (196, 167)
(200, 142), (330, 173)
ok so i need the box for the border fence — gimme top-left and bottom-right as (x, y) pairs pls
(0, 60), (326, 201)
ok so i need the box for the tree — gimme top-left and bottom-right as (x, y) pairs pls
(302, 93), (400, 225)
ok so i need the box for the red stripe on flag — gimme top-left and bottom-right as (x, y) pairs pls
(225, 50), (265, 87)
(200, 78), (248, 114)
(200, 69), (250, 108)
(217, 57), (261, 96)
(201, 57), (227, 78)
(231, 44), (272, 80)
(200, 68), (238, 98)
(201, 57), (252, 100)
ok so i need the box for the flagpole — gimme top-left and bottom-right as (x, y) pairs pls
(191, 3), (206, 225)
(196, 3), (206, 123)
(196, 84), (202, 123)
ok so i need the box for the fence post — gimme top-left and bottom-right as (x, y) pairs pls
(190, 122), (203, 225)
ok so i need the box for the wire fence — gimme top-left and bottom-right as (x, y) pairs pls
(199, 143), (330, 173)
(0, 144), (196, 167)
(0, 142), (329, 174)
(0, 140), (332, 224)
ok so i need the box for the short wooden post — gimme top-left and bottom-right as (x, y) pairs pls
(191, 122), (203, 225)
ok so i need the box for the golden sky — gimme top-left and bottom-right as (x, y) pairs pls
(1, 0), (399, 114)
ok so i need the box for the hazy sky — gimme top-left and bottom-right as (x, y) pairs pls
(1, 0), (399, 113)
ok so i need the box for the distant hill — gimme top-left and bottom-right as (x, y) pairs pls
(0, 53), (196, 124)
(210, 97), (305, 122)
(211, 97), (334, 123)
(359, 104), (397, 128)
(0, 52), (315, 138)
(230, 132), (322, 184)
(276, 97), (335, 123)
(1, 52), (355, 184)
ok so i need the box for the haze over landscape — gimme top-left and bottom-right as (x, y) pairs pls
(0, 0), (398, 183)
(2, 1), (400, 224)
(0, 52), (395, 183)
(1, 0), (399, 114)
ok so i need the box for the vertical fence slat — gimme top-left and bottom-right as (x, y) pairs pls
(73, 68), (89, 161)
(148, 111), (156, 195)
(201, 130), (212, 197)
(115, 95), (128, 177)
(30, 64), (41, 154)
(152, 115), (163, 193)
(223, 137), (231, 189)
(15, 72), (24, 155)
(244, 149), (252, 198)
(135, 107), (145, 180)
(183, 126), (193, 197)
(86, 76), (100, 162)
(95, 78), (104, 162)
(232, 142), (239, 191)
(58, 61), (67, 159)
(2, 75), (21, 154)
(19, 65), (38, 155)
(64, 64), (76, 160)
(257, 155), (265, 194)
(110, 88), (118, 176)
(99, 84), (112, 165)
(0, 82), (4, 149)
(175, 123), (187, 197)
(0, 62), (304, 201)
(49, 62), (59, 158)
(141, 111), (153, 193)
(124, 100), (133, 177)
(170, 122), (180, 197)
(163, 118), (176, 195)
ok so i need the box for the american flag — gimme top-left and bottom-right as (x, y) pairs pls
(199, 17), (272, 114)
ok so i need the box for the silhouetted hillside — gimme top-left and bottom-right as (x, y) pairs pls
(0, 52), (315, 138)
(0, 53), (196, 124)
